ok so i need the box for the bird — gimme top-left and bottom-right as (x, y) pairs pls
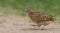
(24, 7), (55, 29)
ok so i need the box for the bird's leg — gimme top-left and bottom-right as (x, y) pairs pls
(31, 23), (39, 26)
(32, 25), (41, 29)
(31, 24), (38, 26)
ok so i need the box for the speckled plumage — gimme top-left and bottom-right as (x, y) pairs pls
(25, 7), (55, 28)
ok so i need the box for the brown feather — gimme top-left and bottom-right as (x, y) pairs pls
(25, 7), (55, 26)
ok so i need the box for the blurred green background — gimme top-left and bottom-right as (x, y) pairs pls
(0, 0), (60, 17)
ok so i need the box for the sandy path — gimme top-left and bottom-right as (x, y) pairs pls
(0, 15), (60, 33)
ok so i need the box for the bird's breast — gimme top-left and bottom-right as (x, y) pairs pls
(28, 13), (40, 24)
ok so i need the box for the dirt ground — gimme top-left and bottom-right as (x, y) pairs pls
(0, 14), (60, 33)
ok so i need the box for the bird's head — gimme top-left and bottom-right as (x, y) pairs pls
(24, 7), (34, 13)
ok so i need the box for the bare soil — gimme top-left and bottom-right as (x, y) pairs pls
(0, 14), (60, 33)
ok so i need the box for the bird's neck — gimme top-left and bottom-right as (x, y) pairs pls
(28, 11), (36, 18)
(28, 11), (35, 14)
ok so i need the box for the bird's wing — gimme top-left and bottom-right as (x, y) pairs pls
(36, 12), (54, 21)
(36, 12), (53, 18)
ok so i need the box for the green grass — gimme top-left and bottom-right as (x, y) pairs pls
(0, 0), (60, 17)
